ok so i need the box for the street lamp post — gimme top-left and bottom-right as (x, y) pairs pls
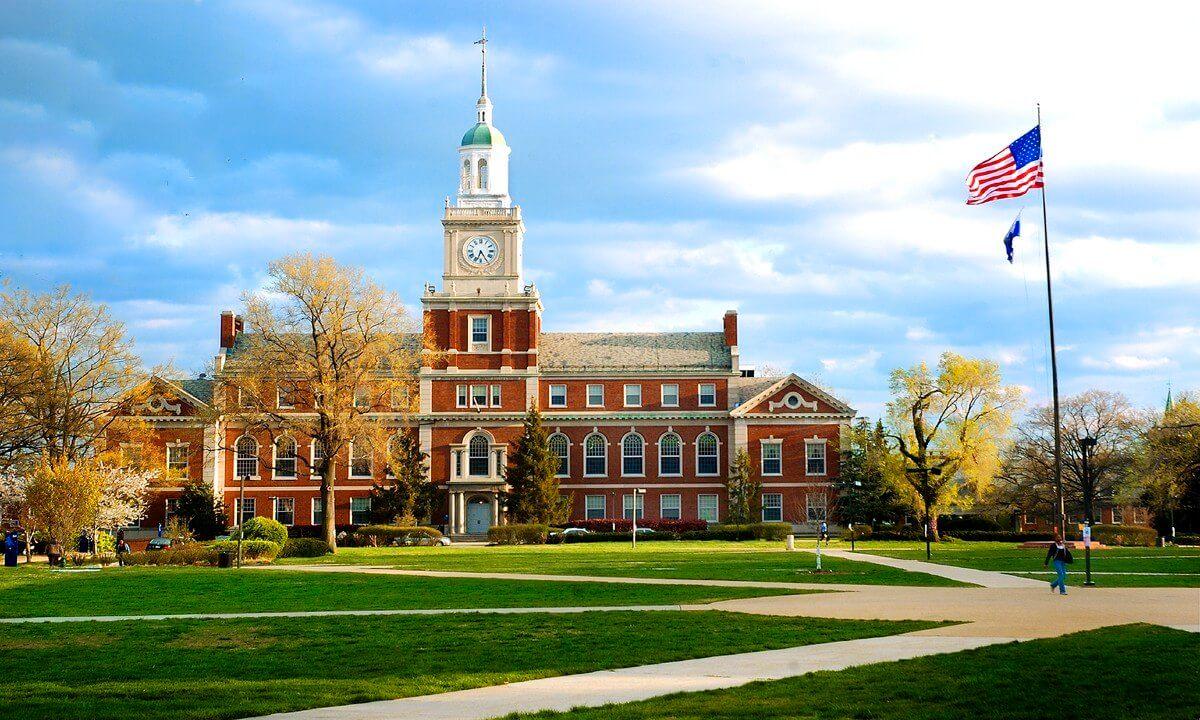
(236, 475), (248, 569)
(631, 488), (645, 548)
(1079, 437), (1097, 587)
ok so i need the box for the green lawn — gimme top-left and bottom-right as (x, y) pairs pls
(275, 541), (968, 586)
(853, 540), (1200, 587)
(0, 566), (812, 618)
(508, 624), (1200, 720)
(0, 611), (941, 720)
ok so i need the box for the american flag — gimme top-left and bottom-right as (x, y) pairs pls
(966, 126), (1043, 205)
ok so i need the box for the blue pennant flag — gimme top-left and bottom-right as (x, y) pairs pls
(1003, 215), (1020, 263)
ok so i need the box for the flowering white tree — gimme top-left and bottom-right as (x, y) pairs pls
(96, 467), (152, 530)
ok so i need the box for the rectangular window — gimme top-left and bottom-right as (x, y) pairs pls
(624, 384), (642, 407)
(622, 493), (644, 521)
(456, 384), (468, 408)
(236, 497), (256, 525)
(698, 494), (719, 523)
(164, 498), (178, 523)
(761, 442), (782, 476)
(274, 497), (295, 526)
(353, 386), (371, 409)
(806, 493), (828, 523)
(350, 443), (372, 478)
(586, 384), (604, 407)
(470, 315), (490, 346)
(661, 384), (679, 407)
(166, 444), (189, 476)
(390, 386), (410, 410)
(490, 384), (502, 407)
(1111, 507), (1124, 524)
(311, 498), (324, 526)
(698, 383), (717, 407)
(471, 384), (489, 408)
(311, 441), (326, 478)
(549, 384), (567, 407)
(762, 493), (783, 523)
(277, 386), (296, 409)
(350, 497), (371, 525)
(585, 495), (606, 520)
(805, 441), (827, 476)
(660, 494), (681, 520)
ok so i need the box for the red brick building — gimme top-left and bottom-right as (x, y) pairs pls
(121, 47), (856, 537)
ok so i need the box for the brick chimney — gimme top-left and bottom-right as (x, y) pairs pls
(723, 310), (738, 347)
(219, 310), (241, 349)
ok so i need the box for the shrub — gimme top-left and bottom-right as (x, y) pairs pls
(353, 525), (444, 547)
(123, 544), (218, 566)
(209, 539), (281, 562)
(68, 552), (116, 566)
(565, 518), (708, 533)
(279, 537), (332, 558)
(937, 514), (1005, 532)
(1174, 534), (1198, 546)
(231, 517), (289, 547)
(947, 530), (1054, 542)
(841, 525), (873, 541)
(488, 523), (550, 545)
(714, 523), (793, 540)
(288, 524), (359, 539)
(1090, 524), (1157, 547)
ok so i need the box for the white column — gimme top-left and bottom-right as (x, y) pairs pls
(492, 495), (500, 525)
(448, 491), (457, 533)
(456, 493), (466, 534)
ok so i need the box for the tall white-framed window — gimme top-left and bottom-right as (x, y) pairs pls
(658, 432), (682, 476)
(696, 432), (720, 476)
(311, 498), (324, 526)
(548, 432), (570, 477)
(166, 443), (189, 477)
(806, 493), (828, 523)
(584, 433), (607, 476)
(621, 432), (645, 476)
(762, 493), (783, 523)
(350, 497), (371, 525)
(585, 494), (606, 520)
(353, 386), (371, 409)
(698, 494), (719, 523)
(164, 498), (179, 523)
(660, 493), (681, 520)
(549, 384), (567, 407)
(1111, 506), (1124, 524)
(470, 315), (490, 349)
(624, 384), (642, 407)
(274, 437), (297, 478)
(622, 493), (644, 520)
(274, 497), (295, 526)
(235, 436), (258, 478)
(468, 434), (491, 476)
(349, 440), (372, 478)
(456, 384), (468, 408)
(311, 439), (326, 478)
(661, 383), (679, 407)
(761, 440), (782, 476)
(470, 384), (489, 408)
(277, 385), (296, 409)
(698, 383), (717, 407)
(235, 497), (256, 525)
(586, 384), (604, 407)
(490, 384), (502, 407)
(805, 440), (827, 476)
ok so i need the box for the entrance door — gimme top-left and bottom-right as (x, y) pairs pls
(466, 498), (492, 534)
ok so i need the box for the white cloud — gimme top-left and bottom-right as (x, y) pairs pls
(137, 211), (412, 254)
(820, 349), (881, 373)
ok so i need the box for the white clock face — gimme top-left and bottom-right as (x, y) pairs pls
(463, 235), (498, 266)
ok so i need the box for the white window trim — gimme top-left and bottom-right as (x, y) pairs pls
(698, 383), (717, 408)
(353, 386), (371, 410)
(620, 430), (645, 478)
(657, 431), (683, 477)
(348, 440), (372, 479)
(583, 431), (608, 478)
(273, 436), (298, 479)
(760, 439), (783, 477)
(165, 441), (189, 475)
(310, 497), (324, 526)
(310, 439), (326, 480)
(235, 497), (256, 525)
(584, 494), (606, 519)
(490, 384), (501, 407)
(273, 497), (296, 526)
(623, 384), (642, 408)
(697, 493), (720, 523)
(234, 434), (260, 480)
(695, 430), (721, 477)
(762, 492), (784, 523)
(805, 492), (828, 523)
(276, 386), (295, 409)
(468, 314), (491, 351)
(586, 384), (605, 408)
(660, 493), (682, 520)
(622, 493), (645, 520)
(456, 384), (468, 408)
(660, 383), (680, 408)
(805, 436), (828, 477)
(549, 384), (568, 408)
(548, 431), (571, 478)
(349, 497), (372, 525)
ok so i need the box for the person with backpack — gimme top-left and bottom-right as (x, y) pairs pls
(818, 520), (829, 546)
(1044, 532), (1073, 595)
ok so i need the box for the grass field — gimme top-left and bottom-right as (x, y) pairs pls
(853, 540), (1200, 587)
(275, 541), (968, 586)
(0, 610), (941, 720)
(509, 624), (1200, 720)
(0, 566), (813, 618)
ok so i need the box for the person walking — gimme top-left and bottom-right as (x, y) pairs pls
(819, 520), (829, 546)
(1044, 533), (1073, 595)
(115, 528), (127, 567)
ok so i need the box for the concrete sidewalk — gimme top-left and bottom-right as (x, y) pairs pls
(251, 633), (1012, 720)
(807, 548), (1045, 588)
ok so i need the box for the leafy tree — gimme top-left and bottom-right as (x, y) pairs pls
(372, 431), (430, 524)
(725, 449), (761, 524)
(217, 254), (425, 550)
(504, 405), (571, 524)
(1134, 392), (1200, 534)
(24, 458), (104, 552)
(175, 481), (228, 539)
(834, 419), (905, 527)
(886, 353), (1021, 540)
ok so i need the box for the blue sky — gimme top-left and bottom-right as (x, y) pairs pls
(2, 1), (1197, 418)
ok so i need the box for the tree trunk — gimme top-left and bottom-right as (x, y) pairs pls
(929, 512), (939, 540)
(322, 457), (337, 552)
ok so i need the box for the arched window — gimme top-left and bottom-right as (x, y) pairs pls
(548, 433), (569, 477)
(622, 433), (644, 476)
(658, 433), (681, 476)
(350, 439), (372, 478)
(461, 158), (471, 190)
(478, 158), (488, 190)
(697, 432), (719, 476)
(468, 434), (491, 476)
(275, 437), (297, 478)
(235, 436), (258, 478)
(584, 433), (607, 476)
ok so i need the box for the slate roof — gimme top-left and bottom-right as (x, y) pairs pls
(177, 377), (214, 404)
(539, 332), (732, 372)
(729, 376), (783, 408)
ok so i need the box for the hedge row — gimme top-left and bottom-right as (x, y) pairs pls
(210, 539), (283, 561)
(279, 537), (332, 558)
(488, 524), (551, 545)
(353, 525), (444, 547)
(1080, 524), (1158, 547)
(1175, 534), (1199, 546)
(565, 518), (709, 533)
(947, 530), (1054, 542)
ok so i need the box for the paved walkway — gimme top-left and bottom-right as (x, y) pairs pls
(805, 548), (1046, 588)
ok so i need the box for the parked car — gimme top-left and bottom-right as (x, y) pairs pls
(146, 537), (174, 551)
(436, 536), (452, 546)
(634, 527), (655, 534)
(550, 527), (591, 538)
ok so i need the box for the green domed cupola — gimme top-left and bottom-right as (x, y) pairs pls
(461, 122), (506, 148)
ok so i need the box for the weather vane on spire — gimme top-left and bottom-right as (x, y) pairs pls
(475, 26), (488, 100)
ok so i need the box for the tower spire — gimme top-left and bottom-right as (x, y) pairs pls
(475, 26), (488, 100)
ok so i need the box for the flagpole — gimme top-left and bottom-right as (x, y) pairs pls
(1037, 103), (1068, 538)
